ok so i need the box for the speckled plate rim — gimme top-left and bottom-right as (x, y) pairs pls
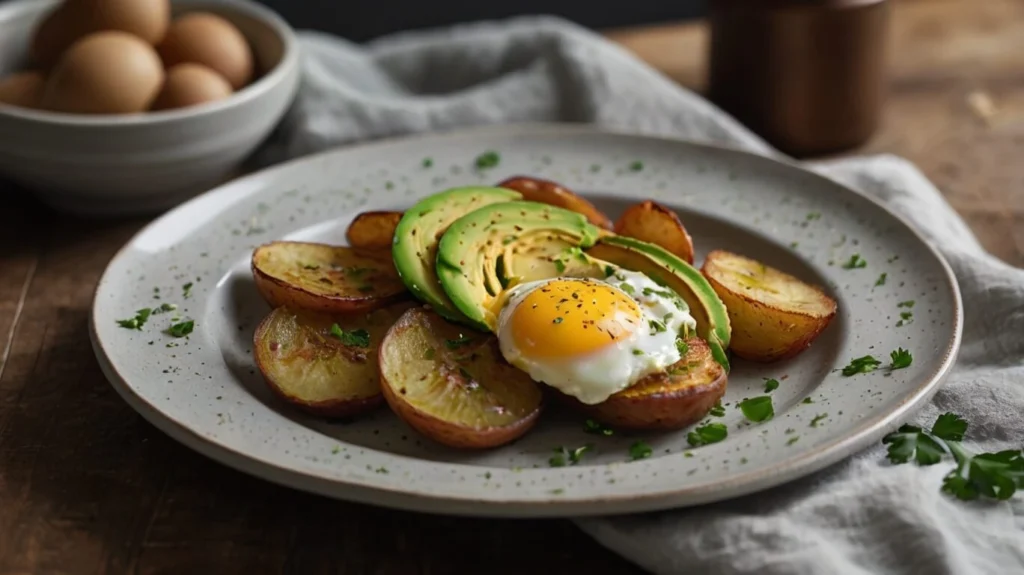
(89, 123), (963, 518)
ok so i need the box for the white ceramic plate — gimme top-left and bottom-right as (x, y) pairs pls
(90, 124), (962, 517)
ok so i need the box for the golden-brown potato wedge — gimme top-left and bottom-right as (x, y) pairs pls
(496, 176), (614, 230)
(252, 241), (407, 314)
(378, 307), (543, 449)
(701, 250), (837, 362)
(562, 337), (726, 431)
(254, 302), (415, 417)
(614, 201), (695, 264)
(346, 211), (402, 250)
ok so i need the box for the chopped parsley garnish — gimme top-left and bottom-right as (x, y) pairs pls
(629, 441), (653, 460)
(675, 338), (689, 356)
(116, 308), (153, 330)
(604, 265), (615, 277)
(618, 282), (636, 295)
(474, 150), (500, 169)
(154, 302), (177, 314)
(787, 436), (800, 446)
(802, 397), (814, 404)
(897, 300), (915, 308)
(841, 355), (881, 376)
(422, 157), (433, 168)
(445, 335), (474, 349)
(550, 445), (592, 466)
(329, 325), (370, 347)
(738, 396), (774, 422)
(166, 320), (194, 338)
(709, 400), (726, 417)
(897, 311), (913, 326)
(883, 412), (1023, 501)
(810, 413), (828, 427)
(569, 445), (591, 464)
(841, 254), (867, 269)
(806, 212), (821, 221)
(764, 378), (780, 393)
(583, 419), (614, 436)
(687, 422), (728, 447)
(632, 349), (645, 356)
(642, 287), (674, 298)
(890, 347), (913, 369)
(554, 259), (566, 273)
(629, 161), (644, 172)
(182, 282), (194, 298)
(565, 246), (588, 262)
(875, 273), (887, 286)
(648, 319), (666, 334)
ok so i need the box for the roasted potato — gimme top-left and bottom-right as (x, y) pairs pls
(252, 241), (407, 314)
(701, 250), (837, 362)
(346, 211), (402, 251)
(253, 303), (414, 417)
(614, 201), (695, 264)
(496, 175), (614, 230)
(562, 337), (726, 430)
(378, 307), (543, 449)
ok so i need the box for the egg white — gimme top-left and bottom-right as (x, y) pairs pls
(496, 267), (697, 405)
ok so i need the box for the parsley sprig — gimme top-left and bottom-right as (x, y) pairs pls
(883, 412), (1024, 501)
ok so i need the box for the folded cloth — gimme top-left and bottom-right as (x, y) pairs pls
(257, 14), (1024, 575)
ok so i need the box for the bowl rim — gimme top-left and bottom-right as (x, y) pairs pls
(0, 0), (299, 126)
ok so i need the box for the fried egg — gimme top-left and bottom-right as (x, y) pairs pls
(495, 267), (696, 404)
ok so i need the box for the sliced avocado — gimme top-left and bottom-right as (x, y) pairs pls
(392, 186), (522, 323)
(587, 236), (732, 370)
(436, 201), (603, 331)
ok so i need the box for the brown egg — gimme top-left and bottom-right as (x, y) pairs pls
(151, 63), (233, 111)
(0, 71), (46, 109)
(40, 31), (164, 115)
(30, 0), (170, 69)
(158, 13), (254, 90)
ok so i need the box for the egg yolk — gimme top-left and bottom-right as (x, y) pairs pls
(507, 279), (642, 359)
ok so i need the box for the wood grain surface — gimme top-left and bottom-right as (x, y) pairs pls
(2, 0), (1022, 573)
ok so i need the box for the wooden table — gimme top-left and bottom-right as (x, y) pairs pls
(2, 0), (1021, 572)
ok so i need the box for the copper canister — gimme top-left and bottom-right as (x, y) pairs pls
(708, 0), (890, 157)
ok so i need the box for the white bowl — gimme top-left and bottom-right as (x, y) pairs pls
(0, 0), (300, 216)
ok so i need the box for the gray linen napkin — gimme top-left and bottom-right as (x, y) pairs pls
(257, 15), (1024, 574)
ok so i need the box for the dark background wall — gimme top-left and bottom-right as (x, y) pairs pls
(251, 0), (708, 42)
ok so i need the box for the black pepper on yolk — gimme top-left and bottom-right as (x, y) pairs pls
(507, 279), (642, 359)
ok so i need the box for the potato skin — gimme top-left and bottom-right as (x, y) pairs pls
(496, 175), (614, 230)
(377, 308), (542, 449)
(346, 211), (403, 251)
(253, 304), (413, 418)
(562, 337), (726, 430)
(251, 241), (407, 314)
(701, 250), (837, 362)
(614, 201), (695, 264)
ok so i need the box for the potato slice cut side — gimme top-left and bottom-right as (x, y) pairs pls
(614, 201), (695, 264)
(254, 303), (414, 417)
(701, 250), (837, 362)
(378, 307), (543, 449)
(346, 211), (402, 251)
(565, 337), (727, 430)
(497, 175), (614, 230)
(252, 241), (407, 314)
